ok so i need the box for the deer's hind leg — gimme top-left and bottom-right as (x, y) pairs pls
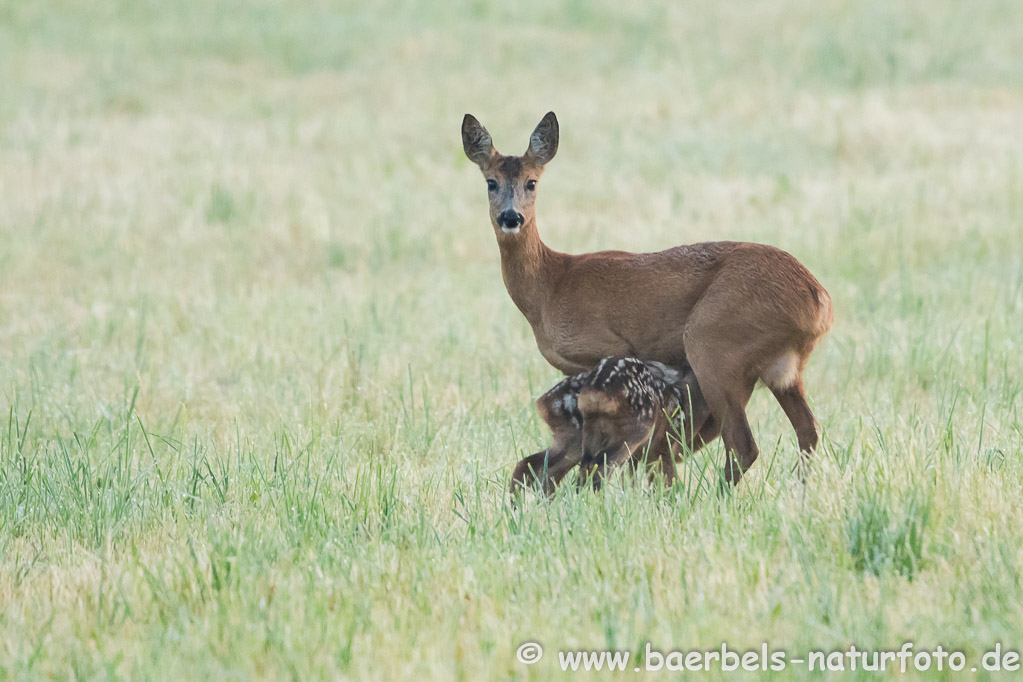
(769, 379), (820, 477)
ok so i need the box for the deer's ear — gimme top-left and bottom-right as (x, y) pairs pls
(462, 114), (496, 167)
(525, 111), (558, 166)
(646, 361), (681, 386)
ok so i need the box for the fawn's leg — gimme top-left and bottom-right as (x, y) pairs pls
(509, 446), (579, 498)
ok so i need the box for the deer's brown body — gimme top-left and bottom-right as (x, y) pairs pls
(464, 112), (833, 484)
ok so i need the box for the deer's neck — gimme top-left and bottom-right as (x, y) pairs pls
(498, 222), (558, 325)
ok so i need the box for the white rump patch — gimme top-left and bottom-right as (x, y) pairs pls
(761, 351), (800, 390)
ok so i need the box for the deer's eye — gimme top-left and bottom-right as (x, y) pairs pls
(486, 179), (498, 192)
(525, 179), (537, 191)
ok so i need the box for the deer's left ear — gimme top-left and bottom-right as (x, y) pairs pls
(462, 114), (497, 167)
(525, 111), (558, 166)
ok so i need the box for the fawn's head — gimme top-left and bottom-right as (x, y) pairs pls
(578, 388), (658, 473)
(575, 358), (683, 480)
(462, 112), (558, 239)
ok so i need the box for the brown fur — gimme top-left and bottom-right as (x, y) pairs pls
(465, 113), (833, 485)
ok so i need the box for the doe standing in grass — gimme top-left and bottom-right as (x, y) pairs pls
(463, 112), (833, 484)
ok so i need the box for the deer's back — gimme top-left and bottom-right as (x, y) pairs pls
(538, 241), (831, 373)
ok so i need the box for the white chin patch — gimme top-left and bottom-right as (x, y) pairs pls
(501, 226), (521, 235)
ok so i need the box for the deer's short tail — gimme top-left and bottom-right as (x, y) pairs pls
(810, 284), (834, 339)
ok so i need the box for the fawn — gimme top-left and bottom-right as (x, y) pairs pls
(464, 112), (832, 484)
(510, 356), (710, 496)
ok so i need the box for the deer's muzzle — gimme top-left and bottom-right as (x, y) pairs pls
(497, 210), (524, 232)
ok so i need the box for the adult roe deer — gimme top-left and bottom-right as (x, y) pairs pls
(462, 112), (833, 485)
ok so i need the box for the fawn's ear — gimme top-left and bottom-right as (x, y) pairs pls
(525, 111), (558, 166)
(462, 114), (497, 167)
(647, 361), (681, 386)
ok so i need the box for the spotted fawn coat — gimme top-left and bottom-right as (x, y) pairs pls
(511, 357), (709, 495)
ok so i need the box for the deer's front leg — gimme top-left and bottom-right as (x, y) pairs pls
(510, 444), (581, 500)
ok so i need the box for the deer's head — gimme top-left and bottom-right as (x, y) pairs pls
(578, 387), (658, 481)
(462, 112), (558, 240)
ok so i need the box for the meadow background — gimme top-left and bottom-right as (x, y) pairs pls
(2, 1), (1022, 679)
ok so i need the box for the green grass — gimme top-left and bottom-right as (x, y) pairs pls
(2, 0), (1023, 679)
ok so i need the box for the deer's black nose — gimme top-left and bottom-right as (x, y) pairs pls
(497, 210), (524, 228)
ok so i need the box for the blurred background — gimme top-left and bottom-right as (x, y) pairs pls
(2, 1), (1022, 678)
(2, 1), (1020, 434)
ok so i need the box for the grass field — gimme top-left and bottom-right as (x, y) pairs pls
(2, 1), (1023, 679)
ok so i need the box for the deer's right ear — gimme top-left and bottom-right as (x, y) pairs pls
(462, 114), (496, 167)
(525, 111), (559, 166)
